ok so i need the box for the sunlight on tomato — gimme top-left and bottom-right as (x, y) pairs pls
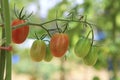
(50, 33), (69, 57)
(12, 19), (29, 44)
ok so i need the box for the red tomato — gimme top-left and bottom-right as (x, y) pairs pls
(50, 33), (69, 57)
(12, 19), (29, 44)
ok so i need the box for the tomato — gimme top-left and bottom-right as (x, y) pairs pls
(50, 33), (69, 57)
(30, 40), (46, 62)
(74, 37), (91, 58)
(83, 47), (98, 66)
(12, 19), (29, 44)
(44, 45), (53, 62)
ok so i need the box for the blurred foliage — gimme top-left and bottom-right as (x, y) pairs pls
(1, 0), (119, 80)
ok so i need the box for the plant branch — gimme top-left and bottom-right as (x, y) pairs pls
(13, 18), (94, 29)
(12, 18), (94, 37)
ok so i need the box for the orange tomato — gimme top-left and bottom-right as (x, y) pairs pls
(50, 33), (69, 57)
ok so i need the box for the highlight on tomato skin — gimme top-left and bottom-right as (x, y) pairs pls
(50, 33), (69, 57)
(11, 19), (29, 44)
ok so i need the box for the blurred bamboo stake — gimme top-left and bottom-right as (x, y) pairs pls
(0, 0), (6, 80)
(2, 0), (12, 80)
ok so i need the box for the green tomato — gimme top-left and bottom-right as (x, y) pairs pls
(74, 37), (91, 58)
(44, 45), (53, 62)
(83, 46), (98, 66)
(30, 40), (46, 62)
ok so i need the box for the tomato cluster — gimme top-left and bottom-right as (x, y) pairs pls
(11, 17), (98, 65)
(11, 7), (69, 62)
(11, 6), (98, 65)
(74, 36), (98, 66)
(30, 33), (69, 62)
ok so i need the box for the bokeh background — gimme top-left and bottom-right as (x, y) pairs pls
(1, 0), (120, 80)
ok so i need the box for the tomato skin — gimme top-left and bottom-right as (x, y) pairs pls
(74, 37), (91, 58)
(44, 45), (53, 62)
(83, 47), (98, 66)
(50, 33), (69, 57)
(12, 19), (29, 44)
(30, 40), (46, 62)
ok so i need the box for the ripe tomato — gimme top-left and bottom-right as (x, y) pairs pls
(83, 47), (98, 66)
(30, 40), (46, 62)
(12, 19), (29, 44)
(50, 33), (69, 57)
(74, 37), (91, 58)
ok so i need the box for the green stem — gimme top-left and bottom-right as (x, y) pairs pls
(2, 0), (11, 80)
(89, 24), (94, 46)
(0, 29), (6, 80)
(12, 18), (94, 30)
(0, 0), (6, 80)
(12, 18), (94, 38)
(62, 22), (69, 33)
(86, 30), (92, 39)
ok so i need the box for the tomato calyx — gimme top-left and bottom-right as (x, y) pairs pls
(14, 5), (33, 20)
(34, 33), (47, 40)
(55, 20), (69, 34)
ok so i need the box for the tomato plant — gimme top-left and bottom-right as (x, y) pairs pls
(30, 40), (46, 62)
(12, 19), (29, 44)
(50, 33), (69, 57)
(74, 37), (91, 58)
(83, 46), (98, 66)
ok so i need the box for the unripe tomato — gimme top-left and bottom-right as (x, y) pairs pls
(83, 47), (98, 66)
(74, 37), (91, 58)
(44, 45), (53, 62)
(12, 19), (29, 44)
(30, 40), (46, 62)
(50, 33), (69, 57)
